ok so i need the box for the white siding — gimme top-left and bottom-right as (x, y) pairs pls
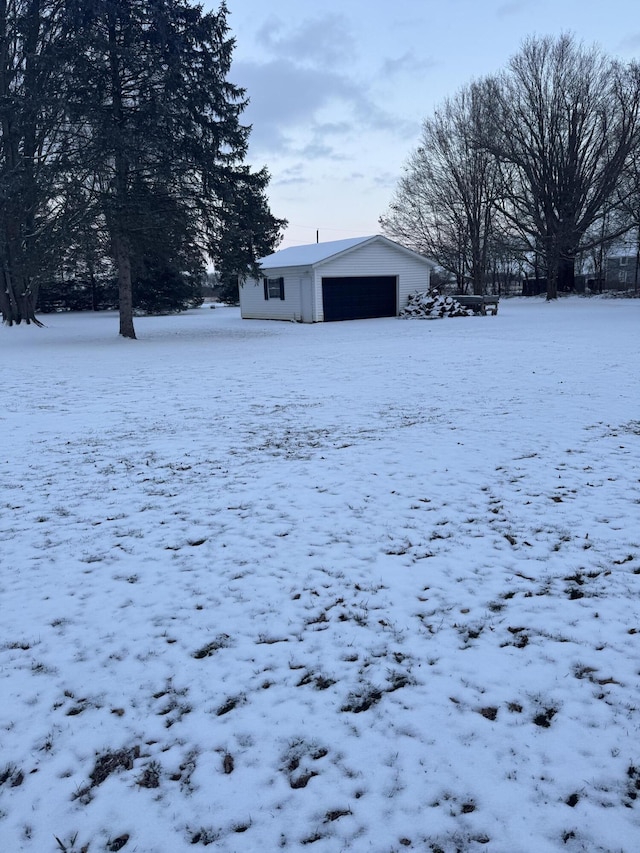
(312, 242), (431, 321)
(239, 267), (309, 321)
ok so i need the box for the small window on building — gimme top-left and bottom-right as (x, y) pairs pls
(619, 269), (627, 283)
(620, 256), (628, 266)
(263, 277), (285, 300)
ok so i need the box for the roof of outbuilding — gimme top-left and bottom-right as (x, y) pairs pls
(258, 236), (374, 269)
(258, 234), (435, 270)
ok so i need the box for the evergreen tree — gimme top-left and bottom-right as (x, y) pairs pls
(214, 165), (286, 303)
(127, 181), (204, 313)
(66, 0), (284, 338)
(0, 0), (76, 325)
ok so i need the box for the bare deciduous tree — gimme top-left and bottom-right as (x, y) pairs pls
(479, 34), (640, 299)
(381, 83), (502, 294)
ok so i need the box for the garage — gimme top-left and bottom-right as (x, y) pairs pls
(321, 276), (397, 322)
(239, 235), (435, 323)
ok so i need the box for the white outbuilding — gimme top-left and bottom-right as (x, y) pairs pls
(239, 235), (436, 322)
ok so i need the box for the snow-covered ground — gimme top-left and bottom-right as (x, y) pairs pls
(1, 298), (639, 853)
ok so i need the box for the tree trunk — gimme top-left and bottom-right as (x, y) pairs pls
(545, 236), (558, 301)
(0, 281), (42, 324)
(470, 238), (484, 294)
(1, 214), (43, 325)
(107, 9), (135, 340)
(114, 233), (136, 339)
(558, 255), (575, 293)
(89, 261), (98, 311)
(635, 225), (640, 295)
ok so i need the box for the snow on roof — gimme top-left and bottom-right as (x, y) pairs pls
(258, 235), (377, 269)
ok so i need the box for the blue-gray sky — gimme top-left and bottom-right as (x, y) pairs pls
(209, 0), (640, 249)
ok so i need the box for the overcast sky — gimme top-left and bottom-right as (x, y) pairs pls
(207, 0), (640, 250)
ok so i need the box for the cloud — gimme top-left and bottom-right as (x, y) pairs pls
(618, 33), (640, 53)
(372, 171), (402, 190)
(230, 10), (420, 178)
(381, 52), (437, 78)
(233, 58), (360, 152)
(312, 119), (353, 136)
(273, 164), (307, 187)
(255, 14), (356, 68)
(300, 140), (348, 161)
(496, 1), (530, 17)
(234, 57), (413, 158)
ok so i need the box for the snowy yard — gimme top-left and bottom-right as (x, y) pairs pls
(1, 297), (640, 853)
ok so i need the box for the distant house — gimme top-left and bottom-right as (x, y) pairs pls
(605, 251), (639, 289)
(239, 235), (435, 322)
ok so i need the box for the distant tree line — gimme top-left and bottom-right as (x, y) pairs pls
(381, 34), (640, 300)
(1, 0), (285, 336)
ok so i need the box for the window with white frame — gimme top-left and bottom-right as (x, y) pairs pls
(263, 276), (284, 300)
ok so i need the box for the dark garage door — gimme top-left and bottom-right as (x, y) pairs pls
(322, 276), (397, 321)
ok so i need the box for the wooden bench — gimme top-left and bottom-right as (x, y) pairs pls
(454, 295), (499, 315)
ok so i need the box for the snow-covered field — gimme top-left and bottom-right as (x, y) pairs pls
(1, 298), (639, 853)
